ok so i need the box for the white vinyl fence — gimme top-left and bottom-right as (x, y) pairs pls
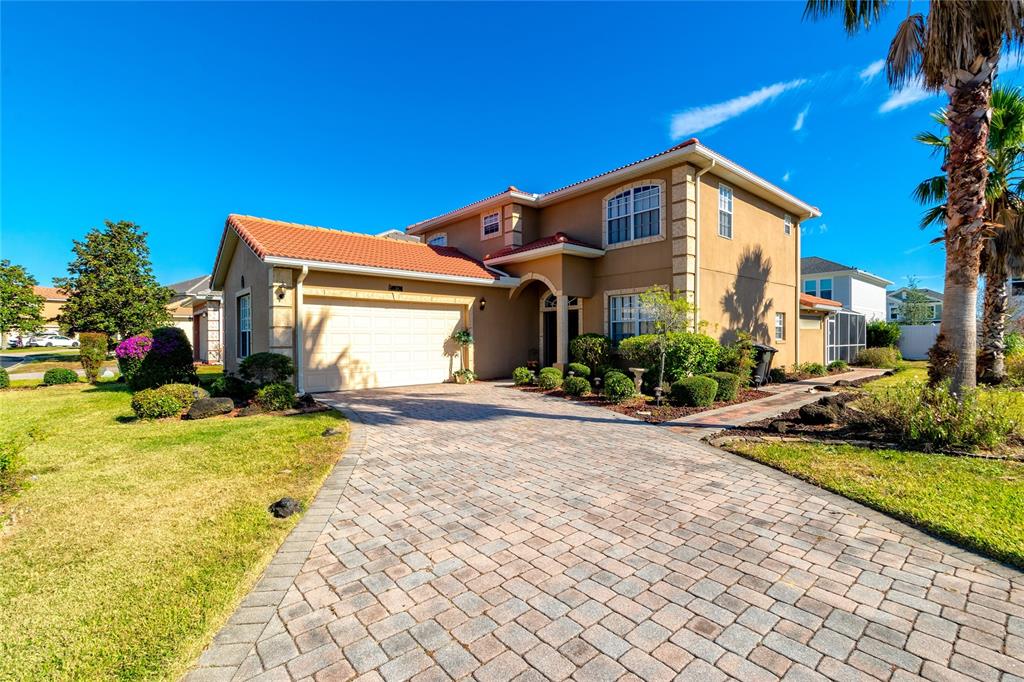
(898, 324), (941, 360)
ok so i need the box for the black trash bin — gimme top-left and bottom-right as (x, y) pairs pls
(751, 343), (778, 386)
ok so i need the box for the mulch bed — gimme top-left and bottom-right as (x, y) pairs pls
(510, 385), (773, 424)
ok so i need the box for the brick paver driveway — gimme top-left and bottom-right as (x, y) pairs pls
(193, 384), (1024, 682)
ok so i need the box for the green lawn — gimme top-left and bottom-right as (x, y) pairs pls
(0, 383), (347, 680)
(729, 441), (1024, 568)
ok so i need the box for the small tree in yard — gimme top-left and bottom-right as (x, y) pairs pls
(0, 260), (45, 349)
(897, 278), (935, 326)
(56, 220), (172, 341)
(78, 332), (108, 383)
(638, 286), (695, 397)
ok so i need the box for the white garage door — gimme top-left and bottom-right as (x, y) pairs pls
(303, 297), (464, 392)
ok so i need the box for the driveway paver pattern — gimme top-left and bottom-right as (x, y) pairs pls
(191, 383), (1024, 682)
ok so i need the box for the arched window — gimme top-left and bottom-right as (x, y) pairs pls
(606, 184), (661, 245)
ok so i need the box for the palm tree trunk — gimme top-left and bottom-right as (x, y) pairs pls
(979, 244), (1009, 383)
(939, 57), (996, 394)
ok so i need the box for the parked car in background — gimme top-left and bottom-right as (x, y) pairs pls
(27, 333), (79, 348)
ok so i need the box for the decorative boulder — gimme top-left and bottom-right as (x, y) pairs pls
(322, 427), (344, 437)
(186, 397), (234, 420)
(799, 403), (836, 425)
(101, 368), (116, 379)
(768, 420), (792, 434)
(296, 393), (317, 408)
(269, 497), (301, 518)
(817, 394), (856, 411)
(833, 379), (854, 387)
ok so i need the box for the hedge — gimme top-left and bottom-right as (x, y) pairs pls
(569, 333), (612, 372)
(42, 368), (78, 386)
(617, 332), (721, 389)
(704, 371), (740, 402)
(671, 376), (717, 407)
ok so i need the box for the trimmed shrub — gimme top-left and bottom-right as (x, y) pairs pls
(0, 367), (8, 390)
(795, 362), (828, 377)
(671, 376), (717, 407)
(717, 333), (756, 386)
(131, 388), (184, 419)
(1006, 331), (1024, 357)
(617, 332), (721, 389)
(603, 371), (635, 403)
(115, 333), (152, 385)
(239, 352), (294, 386)
(563, 375), (591, 397)
(855, 346), (902, 370)
(42, 368), (78, 386)
(704, 371), (740, 401)
(867, 320), (902, 348)
(254, 382), (297, 411)
(512, 366), (534, 386)
(78, 332), (108, 383)
(130, 327), (197, 391)
(158, 383), (209, 410)
(210, 375), (257, 403)
(768, 367), (788, 383)
(566, 362), (591, 378)
(538, 367), (563, 390)
(827, 360), (849, 373)
(569, 333), (612, 371)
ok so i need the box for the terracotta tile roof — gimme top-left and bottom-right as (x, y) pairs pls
(406, 186), (540, 231)
(484, 232), (601, 261)
(226, 214), (502, 281)
(800, 293), (844, 309)
(543, 138), (699, 195)
(33, 286), (66, 301)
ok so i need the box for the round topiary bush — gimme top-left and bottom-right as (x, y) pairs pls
(43, 368), (78, 386)
(569, 333), (612, 372)
(671, 376), (717, 407)
(566, 362), (590, 379)
(603, 371), (635, 403)
(78, 331), (109, 383)
(131, 388), (184, 419)
(0, 367), (8, 390)
(827, 360), (849, 373)
(239, 352), (294, 386)
(254, 382), (297, 411)
(563, 375), (591, 397)
(210, 375), (257, 403)
(512, 367), (534, 386)
(537, 367), (563, 390)
(704, 371), (740, 402)
(129, 327), (197, 390)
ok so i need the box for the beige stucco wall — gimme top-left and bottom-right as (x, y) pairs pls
(221, 241), (270, 374)
(799, 313), (826, 366)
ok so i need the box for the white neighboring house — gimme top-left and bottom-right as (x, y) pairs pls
(887, 287), (944, 323)
(801, 257), (893, 322)
(167, 275), (224, 363)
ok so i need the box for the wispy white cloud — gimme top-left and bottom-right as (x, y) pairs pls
(879, 78), (934, 113)
(670, 79), (808, 139)
(819, 223), (829, 234)
(782, 171), (792, 182)
(859, 59), (885, 83)
(793, 104), (810, 132)
(902, 243), (933, 256)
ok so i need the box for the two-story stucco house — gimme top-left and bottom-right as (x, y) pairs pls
(887, 287), (944, 323)
(800, 257), (893, 322)
(212, 139), (820, 392)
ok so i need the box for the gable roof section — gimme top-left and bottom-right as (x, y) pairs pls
(801, 256), (894, 286)
(33, 286), (66, 301)
(213, 214), (508, 287)
(888, 287), (944, 302)
(483, 232), (602, 262)
(406, 138), (820, 235)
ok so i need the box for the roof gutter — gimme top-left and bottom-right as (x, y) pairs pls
(262, 256), (521, 288)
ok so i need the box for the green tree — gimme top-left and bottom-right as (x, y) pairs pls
(55, 220), (172, 340)
(897, 278), (937, 326)
(804, 0), (1024, 393)
(0, 260), (46, 349)
(639, 285), (695, 398)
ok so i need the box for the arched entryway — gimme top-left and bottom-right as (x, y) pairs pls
(540, 292), (580, 367)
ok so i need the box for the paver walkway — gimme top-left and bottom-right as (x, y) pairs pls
(189, 383), (1023, 682)
(664, 368), (886, 440)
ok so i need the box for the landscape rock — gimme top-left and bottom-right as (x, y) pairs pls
(817, 393), (857, 410)
(237, 404), (264, 417)
(322, 427), (344, 437)
(296, 393), (317, 408)
(833, 379), (853, 387)
(101, 368), (116, 379)
(768, 420), (792, 434)
(813, 385), (832, 392)
(186, 397), (234, 420)
(799, 403), (836, 425)
(268, 497), (301, 519)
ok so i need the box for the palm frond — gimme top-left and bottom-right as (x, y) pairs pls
(803, 0), (889, 34)
(922, 0), (1024, 88)
(914, 130), (949, 157)
(920, 203), (948, 229)
(913, 175), (947, 205)
(887, 12), (927, 89)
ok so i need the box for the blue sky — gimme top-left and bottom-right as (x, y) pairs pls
(3, 2), (1023, 290)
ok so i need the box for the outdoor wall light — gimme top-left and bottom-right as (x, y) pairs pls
(276, 285), (286, 301)
(479, 297), (487, 311)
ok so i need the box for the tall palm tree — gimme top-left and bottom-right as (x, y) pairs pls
(913, 86), (1024, 383)
(805, 0), (1024, 393)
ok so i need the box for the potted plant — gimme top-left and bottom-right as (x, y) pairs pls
(450, 329), (474, 382)
(452, 368), (477, 384)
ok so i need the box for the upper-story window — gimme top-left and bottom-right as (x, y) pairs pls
(718, 184), (734, 239)
(784, 214), (793, 236)
(606, 184), (661, 245)
(804, 278), (833, 300)
(427, 233), (447, 247)
(775, 312), (786, 341)
(481, 212), (501, 238)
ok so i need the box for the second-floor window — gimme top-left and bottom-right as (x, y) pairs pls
(775, 312), (786, 341)
(606, 185), (660, 244)
(804, 278), (833, 300)
(427, 233), (447, 247)
(718, 184), (733, 238)
(482, 212), (501, 237)
(784, 214), (793, 236)
(608, 294), (654, 342)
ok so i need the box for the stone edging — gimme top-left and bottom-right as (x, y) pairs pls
(184, 400), (365, 681)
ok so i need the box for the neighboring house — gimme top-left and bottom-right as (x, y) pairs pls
(212, 138), (820, 392)
(887, 287), (943, 323)
(167, 275), (224, 363)
(34, 286), (69, 336)
(801, 256), (893, 322)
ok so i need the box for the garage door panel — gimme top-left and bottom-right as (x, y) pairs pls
(303, 297), (462, 391)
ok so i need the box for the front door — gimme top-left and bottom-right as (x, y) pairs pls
(542, 310), (557, 367)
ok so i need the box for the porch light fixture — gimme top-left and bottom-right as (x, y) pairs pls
(275, 285), (286, 301)
(479, 297), (487, 311)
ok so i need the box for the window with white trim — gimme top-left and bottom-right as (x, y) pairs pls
(606, 185), (660, 244)
(718, 184), (733, 238)
(784, 214), (793, 235)
(818, 278), (833, 300)
(608, 294), (654, 342)
(427, 233), (447, 247)
(775, 312), (786, 342)
(237, 294), (251, 359)
(482, 212), (501, 237)
(1011, 276), (1024, 297)
(803, 280), (816, 295)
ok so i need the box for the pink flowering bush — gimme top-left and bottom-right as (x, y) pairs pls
(115, 334), (153, 384)
(129, 327), (196, 390)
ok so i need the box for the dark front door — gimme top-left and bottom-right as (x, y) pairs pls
(568, 309), (579, 343)
(543, 311), (557, 366)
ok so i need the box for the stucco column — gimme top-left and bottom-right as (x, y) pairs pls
(556, 294), (569, 369)
(671, 164), (698, 302)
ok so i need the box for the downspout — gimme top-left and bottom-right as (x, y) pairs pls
(295, 265), (309, 394)
(693, 159), (715, 332)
